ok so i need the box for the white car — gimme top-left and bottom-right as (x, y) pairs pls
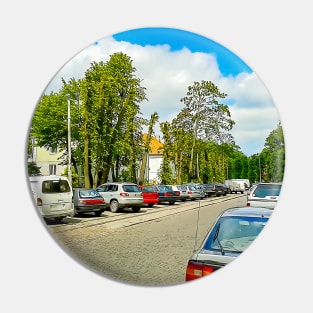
(247, 182), (282, 209)
(96, 182), (143, 213)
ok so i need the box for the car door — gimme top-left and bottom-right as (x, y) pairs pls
(96, 184), (112, 208)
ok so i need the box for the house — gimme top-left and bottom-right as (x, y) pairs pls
(142, 135), (163, 184)
(28, 135), (164, 184)
(28, 143), (67, 176)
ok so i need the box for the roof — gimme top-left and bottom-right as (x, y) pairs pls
(142, 134), (163, 155)
(221, 206), (273, 218)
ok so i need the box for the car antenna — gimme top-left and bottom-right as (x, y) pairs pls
(192, 200), (201, 252)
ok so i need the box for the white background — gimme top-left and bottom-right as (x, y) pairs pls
(1, 1), (312, 312)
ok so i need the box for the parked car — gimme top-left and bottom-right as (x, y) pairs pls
(172, 185), (189, 202)
(247, 182), (282, 209)
(215, 183), (228, 196)
(29, 175), (74, 221)
(182, 184), (202, 201)
(139, 185), (160, 207)
(186, 206), (272, 281)
(202, 183), (227, 197)
(202, 183), (217, 197)
(155, 185), (180, 205)
(96, 182), (143, 213)
(73, 188), (106, 216)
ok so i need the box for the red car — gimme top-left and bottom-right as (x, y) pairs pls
(140, 185), (160, 207)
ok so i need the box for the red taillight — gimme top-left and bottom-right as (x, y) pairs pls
(175, 191), (180, 196)
(78, 199), (104, 204)
(186, 262), (215, 281)
(164, 192), (170, 196)
(188, 191), (192, 194)
(37, 198), (42, 206)
(246, 202), (250, 206)
(120, 192), (129, 197)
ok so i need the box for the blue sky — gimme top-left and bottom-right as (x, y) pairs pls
(113, 27), (253, 77)
(45, 27), (281, 156)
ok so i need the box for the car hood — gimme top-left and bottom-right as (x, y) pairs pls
(190, 249), (239, 266)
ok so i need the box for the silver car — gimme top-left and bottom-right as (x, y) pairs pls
(186, 206), (272, 281)
(247, 182), (282, 209)
(96, 182), (143, 213)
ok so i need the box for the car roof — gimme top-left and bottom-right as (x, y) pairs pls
(221, 206), (273, 218)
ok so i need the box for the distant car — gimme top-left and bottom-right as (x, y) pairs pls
(202, 183), (217, 197)
(186, 206), (272, 281)
(73, 188), (106, 217)
(140, 185), (160, 207)
(247, 182), (282, 209)
(172, 185), (189, 202)
(182, 184), (202, 201)
(215, 183), (228, 196)
(96, 182), (143, 213)
(155, 185), (180, 205)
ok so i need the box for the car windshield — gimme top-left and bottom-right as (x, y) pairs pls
(79, 189), (101, 198)
(123, 184), (140, 192)
(203, 215), (269, 253)
(42, 179), (70, 193)
(253, 185), (281, 198)
(141, 186), (156, 192)
(158, 185), (172, 191)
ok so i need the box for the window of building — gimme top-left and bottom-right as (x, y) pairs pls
(49, 164), (56, 175)
(49, 146), (57, 154)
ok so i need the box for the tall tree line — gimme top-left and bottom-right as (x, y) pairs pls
(29, 52), (285, 186)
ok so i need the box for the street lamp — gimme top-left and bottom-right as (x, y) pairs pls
(258, 153), (261, 182)
(67, 97), (72, 185)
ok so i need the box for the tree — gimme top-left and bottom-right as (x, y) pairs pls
(138, 112), (159, 184)
(27, 162), (41, 176)
(80, 53), (147, 187)
(178, 80), (235, 181)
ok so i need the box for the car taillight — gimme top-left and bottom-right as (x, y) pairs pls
(188, 191), (192, 194)
(120, 192), (129, 197)
(186, 261), (215, 281)
(164, 192), (170, 196)
(246, 202), (250, 206)
(37, 198), (42, 206)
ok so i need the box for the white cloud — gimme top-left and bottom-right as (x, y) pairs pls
(45, 36), (281, 156)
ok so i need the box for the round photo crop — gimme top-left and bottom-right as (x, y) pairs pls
(26, 27), (285, 286)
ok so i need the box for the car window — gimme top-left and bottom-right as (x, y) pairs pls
(79, 189), (101, 197)
(158, 185), (171, 191)
(141, 186), (156, 192)
(204, 216), (269, 253)
(253, 185), (281, 198)
(123, 184), (140, 192)
(42, 179), (70, 193)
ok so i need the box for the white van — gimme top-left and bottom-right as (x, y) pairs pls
(29, 175), (74, 221)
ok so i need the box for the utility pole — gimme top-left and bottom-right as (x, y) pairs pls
(67, 98), (72, 185)
(258, 153), (261, 182)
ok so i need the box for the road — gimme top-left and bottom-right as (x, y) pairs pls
(48, 193), (247, 286)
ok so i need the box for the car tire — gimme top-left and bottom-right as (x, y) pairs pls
(169, 201), (175, 205)
(110, 200), (119, 213)
(94, 210), (102, 217)
(132, 207), (141, 213)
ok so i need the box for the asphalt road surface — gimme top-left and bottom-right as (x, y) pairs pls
(47, 194), (247, 287)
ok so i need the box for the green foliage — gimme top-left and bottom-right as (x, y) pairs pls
(28, 55), (285, 186)
(27, 162), (41, 176)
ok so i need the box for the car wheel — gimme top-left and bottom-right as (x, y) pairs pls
(169, 201), (175, 205)
(110, 200), (119, 213)
(148, 204), (154, 207)
(94, 210), (102, 217)
(132, 207), (141, 213)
